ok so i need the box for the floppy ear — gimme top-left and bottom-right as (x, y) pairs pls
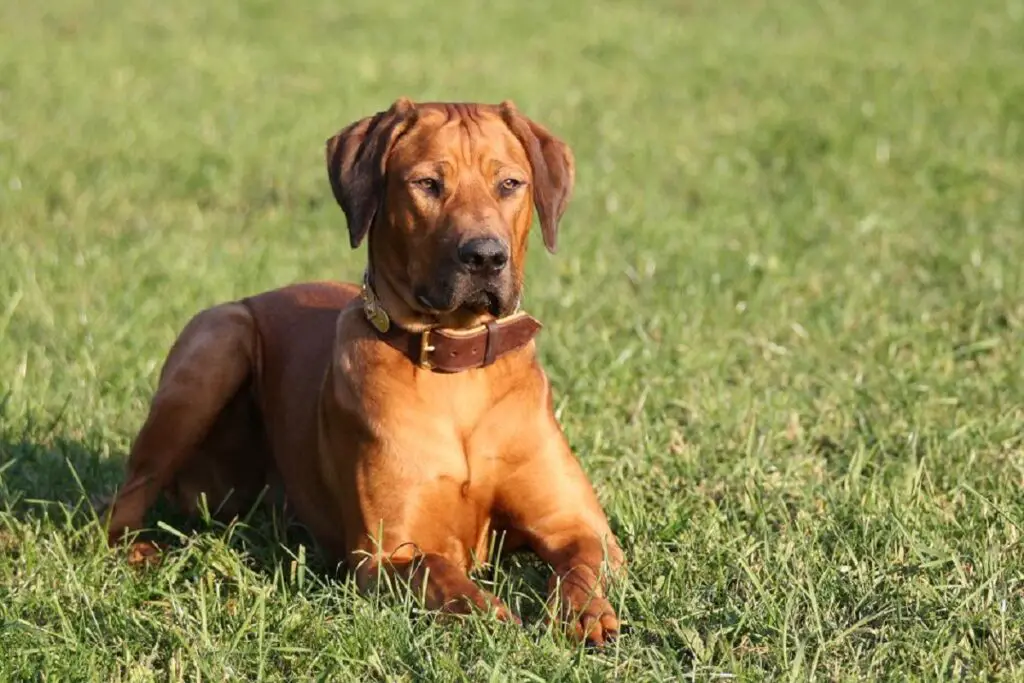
(325, 98), (417, 249)
(499, 101), (576, 254)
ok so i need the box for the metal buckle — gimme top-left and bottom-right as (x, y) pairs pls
(418, 329), (435, 369)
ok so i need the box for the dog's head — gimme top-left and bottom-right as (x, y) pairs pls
(326, 99), (574, 329)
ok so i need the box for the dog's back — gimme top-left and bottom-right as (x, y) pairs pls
(242, 281), (361, 413)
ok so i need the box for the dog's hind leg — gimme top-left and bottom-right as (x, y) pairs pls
(103, 302), (258, 548)
(164, 385), (273, 523)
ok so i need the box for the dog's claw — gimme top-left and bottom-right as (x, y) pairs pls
(581, 610), (619, 647)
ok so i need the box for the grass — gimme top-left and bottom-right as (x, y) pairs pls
(2, 0), (1023, 679)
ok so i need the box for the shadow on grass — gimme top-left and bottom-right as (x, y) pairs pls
(0, 430), (319, 572)
(0, 434), (124, 521)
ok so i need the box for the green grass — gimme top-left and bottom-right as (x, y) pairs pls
(2, 0), (1023, 679)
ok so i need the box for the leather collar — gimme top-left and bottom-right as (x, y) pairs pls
(360, 274), (542, 373)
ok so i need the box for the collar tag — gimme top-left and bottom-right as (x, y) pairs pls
(361, 275), (391, 333)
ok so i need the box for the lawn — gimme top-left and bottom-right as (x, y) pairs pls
(2, 0), (1023, 679)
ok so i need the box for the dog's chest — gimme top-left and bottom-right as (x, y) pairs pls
(402, 374), (518, 501)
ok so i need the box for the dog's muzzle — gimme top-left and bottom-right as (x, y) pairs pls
(415, 236), (516, 317)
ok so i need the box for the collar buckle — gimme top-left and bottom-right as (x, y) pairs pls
(418, 329), (436, 370)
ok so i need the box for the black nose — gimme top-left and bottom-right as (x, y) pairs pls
(458, 237), (509, 273)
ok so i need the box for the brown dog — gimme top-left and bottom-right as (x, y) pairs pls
(103, 99), (625, 644)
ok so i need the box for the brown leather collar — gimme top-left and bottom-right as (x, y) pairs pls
(377, 312), (542, 372)
(361, 276), (542, 373)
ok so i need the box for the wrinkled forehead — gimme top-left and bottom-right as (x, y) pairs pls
(388, 104), (530, 174)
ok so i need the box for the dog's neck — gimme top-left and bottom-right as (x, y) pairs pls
(359, 269), (541, 373)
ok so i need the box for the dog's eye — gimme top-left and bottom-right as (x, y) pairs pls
(413, 177), (442, 197)
(498, 178), (525, 196)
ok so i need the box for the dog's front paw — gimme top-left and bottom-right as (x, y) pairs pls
(443, 588), (522, 625)
(550, 586), (619, 647)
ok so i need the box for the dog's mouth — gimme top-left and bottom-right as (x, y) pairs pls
(414, 289), (456, 315)
(415, 286), (505, 319)
(464, 290), (502, 317)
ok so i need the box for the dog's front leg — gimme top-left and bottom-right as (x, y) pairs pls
(497, 425), (625, 645)
(352, 549), (520, 623)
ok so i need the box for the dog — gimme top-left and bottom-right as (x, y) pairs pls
(102, 99), (625, 645)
